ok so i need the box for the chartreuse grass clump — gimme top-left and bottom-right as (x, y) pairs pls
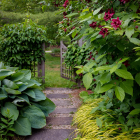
(73, 98), (140, 140)
(0, 62), (56, 139)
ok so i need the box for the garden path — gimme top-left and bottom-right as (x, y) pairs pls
(24, 88), (82, 140)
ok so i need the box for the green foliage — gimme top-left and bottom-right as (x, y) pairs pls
(52, 48), (60, 54)
(0, 20), (46, 69)
(0, 62), (56, 136)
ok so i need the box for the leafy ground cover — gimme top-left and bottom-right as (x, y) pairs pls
(44, 53), (76, 88)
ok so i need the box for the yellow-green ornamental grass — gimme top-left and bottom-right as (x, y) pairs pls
(73, 98), (140, 140)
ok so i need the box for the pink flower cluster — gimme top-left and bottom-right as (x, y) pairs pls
(104, 8), (115, 21)
(89, 22), (97, 28)
(111, 17), (122, 30)
(119, 0), (129, 3)
(99, 28), (109, 38)
(63, 0), (69, 8)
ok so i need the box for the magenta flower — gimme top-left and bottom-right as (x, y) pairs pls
(111, 17), (122, 30)
(99, 28), (109, 38)
(104, 8), (115, 21)
(119, 0), (129, 3)
(89, 22), (97, 28)
(63, 0), (69, 8)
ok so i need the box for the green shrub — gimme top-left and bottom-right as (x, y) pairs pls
(52, 48), (60, 54)
(0, 62), (55, 137)
(0, 20), (46, 69)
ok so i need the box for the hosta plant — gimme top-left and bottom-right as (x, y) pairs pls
(0, 62), (55, 136)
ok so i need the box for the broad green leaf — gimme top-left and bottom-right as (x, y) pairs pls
(17, 94), (30, 105)
(76, 69), (84, 75)
(1, 102), (19, 120)
(118, 58), (129, 64)
(0, 62), (5, 69)
(13, 99), (25, 107)
(96, 54), (106, 60)
(4, 87), (21, 95)
(31, 89), (46, 102)
(3, 79), (19, 89)
(79, 91), (88, 99)
(98, 84), (114, 93)
(114, 30), (124, 35)
(13, 116), (31, 136)
(90, 107), (99, 114)
(110, 65), (118, 74)
(129, 38), (140, 45)
(66, 13), (78, 17)
(0, 94), (7, 100)
(120, 81), (133, 96)
(129, 109), (140, 115)
(93, 6), (103, 15)
(96, 118), (102, 128)
(115, 69), (134, 80)
(95, 66), (111, 72)
(30, 79), (41, 86)
(21, 105), (46, 129)
(0, 71), (15, 80)
(18, 84), (28, 92)
(10, 72), (24, 82)
(32, 98), (56, 117)
(125, 27), (134, 38)
(24, 89), (35, 98)
(83, 73), (93, 90)
(135, 73), (140, 86)
(100, 72), (111, 85)
(20, 70), (31, 81)
(115, 86), (125, 102)
(113, 0), (120, 8)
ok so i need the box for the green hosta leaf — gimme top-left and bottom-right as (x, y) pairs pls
(17, 94), (30, 105)
(100, 72), (111, 85)
(18, 84), (28, 92)
(3, 79), (19, 89)
(120, 81), (133, 96)
(0, 62), (5, 69)
(0, 94), (7, 100)
(6, 66), (19, 71)
(4, 87), (21, 95)
(32, 98), (56, 117)
(115, 86), (125, 102)
(93, 6), (103, 15)
(30, 79), (41, 86)
(98, 84), (114, 93)
(21, 105), (46, 129)
(129, 109), (140, 115)
(135, 73), (140, 86)
(10, 72), (24, 82)
(79, 91), (88, 99)
(115, 69), (134, 80)
(13, 99), (25, 107)
(125, 27), (134, 38)
(13, 116), (31, 136)
(31, 89), (46, 102)
(20, 70), (31, 81)
(90, 107), (99, 114)
(83, 73), (93, 90)
(96, 118), (102, 128)
(0, 71), (15, 80)
(1, 102), (19, 120)
(129, 38), (140, 45)
(24, 89), (35, 98)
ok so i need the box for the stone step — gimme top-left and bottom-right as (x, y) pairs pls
(25, 129), (75, 140)
(52, 99), (73, 106)
(46, 117), (73, 125)
(51, 108), (77, 114)
(47, 94), (69, 99)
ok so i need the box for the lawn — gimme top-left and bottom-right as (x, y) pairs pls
(44, 53), (76, 88)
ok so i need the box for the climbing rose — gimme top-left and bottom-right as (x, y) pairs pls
(104, 8), (115, 21)
(63, 0), (69, 8)
(89, 22), (97, 28)
(111, 17), (122, 30)
(99, 28), (109, 38)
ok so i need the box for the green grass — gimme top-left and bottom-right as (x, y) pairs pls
(44, 53), (76, 88)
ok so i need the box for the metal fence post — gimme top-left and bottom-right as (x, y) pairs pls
(38, 43), (45, 84)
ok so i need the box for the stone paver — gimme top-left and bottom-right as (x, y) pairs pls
(46, 117), (73, 125)
(47, 94), (69, 99)
(51, 108), (77, 114)
(52, 99), (72, 106)
(25, 129), (75, 140)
